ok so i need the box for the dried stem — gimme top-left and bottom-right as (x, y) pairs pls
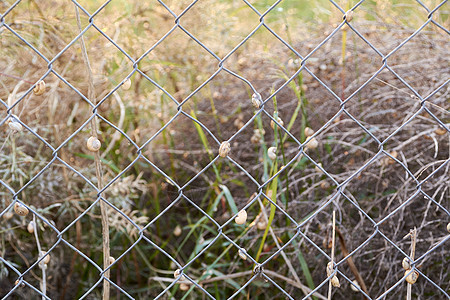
(406, 227), (417, 300)
(32, 215), (46, 299)
(74, 5), (110, 299)
(328, 210), (336, 300)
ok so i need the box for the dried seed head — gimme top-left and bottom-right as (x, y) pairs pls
(304, 127), (315, 137)
(173, 225), (182, 237)
(219, 141), (231, 157)
(344, 10), (354, 22)
(174, 269), (181, 278)
(14, 203), (29, 216)
(86, 136), (101, 152)
(27, 221), (35, 234)
(15, 279), (25, 288)
(3, 211), (14, 220)
(405, 270), (419, 284)
(251, 92), (262, 109)
(268, 147), (277, 160)
(238, 248), (247, 260)
(331, 275), (340, 287)
(235, 210), (247, 225)
(270, 117), (284, 129)
(122, 78), (132, 90)
(41, 251), (50, 264)
(179, 283), (190, 291)
(402, 257), (411, 270)
(350, 280), (360, 292)
(33, 80), (46, 96)
(306, 137), (319, 149)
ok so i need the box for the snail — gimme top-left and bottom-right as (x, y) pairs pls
(109, 256), (115, 265)
(331, 275), (340, 287)
(306, 137), (319, 150)
(14, 203), (29, 216)
(270, 117), (284, 129)
(304, 127), (314, 137)
(27, 221), (35, 234)
(2, 211), (13, 220)
(41, 251), (50, 264)
(344, 10), (354, 22)
(219, 141), (230, 157)
(235, 210), (247, 225)
(86, 136), (101, 152)
(350, 280), (360, 292)
(268, 147), (277, 160)
(402, 257), (411, 271)
(251, 92), (262, 109)
(238, 248), (247, 260)
(173, 225), (182, 237)
(405, 270), (419, 284)
(33, 80), (46, 96)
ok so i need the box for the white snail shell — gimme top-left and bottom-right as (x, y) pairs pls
(350, 280), (360, 292)
(238, 248), (247, 260)
(268, 147), (277, 160)
(14, 203), (29, 216)
(41, 251), (50, 264)
(219, 141), (230, 157)
(402, 257), (411, 270)
(447, 222), (450, 233)
(306, 137), (319, 149)
(87, 136), (101, 152)
(109, 256), (115, 264)
(235, 210), (247, 225)
(173, 225), (182, 237)
(9, 121), (23, 132)
(27, 221), (35, 234)
(256, 220), (267, 230)
(174, 269), (181, 278)
(304, 127), (315, 137)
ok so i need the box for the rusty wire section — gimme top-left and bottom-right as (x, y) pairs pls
(0, 0), (449, 299)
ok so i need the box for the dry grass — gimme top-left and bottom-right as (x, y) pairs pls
(0, 0), (448, 299)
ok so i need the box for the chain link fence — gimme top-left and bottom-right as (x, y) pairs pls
(0, 0), (449, 299)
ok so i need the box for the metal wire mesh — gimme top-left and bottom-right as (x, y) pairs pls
(0, 0), (449, 299)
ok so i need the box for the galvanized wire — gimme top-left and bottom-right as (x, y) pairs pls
(0, 0), (449, 299)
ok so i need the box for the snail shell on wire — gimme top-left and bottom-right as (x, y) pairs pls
(122, 78), (132, 90)
(331, 275), (340, 287)
(402, 257), (411, 270)
(86, 136), (101, 152)
(405, 270), (419, 284)
(41, 251), (50, 264)
(14, 203), (29, 216)
(251, 92), (262, 109)
(235, 210), (247, 225)
(33, 80), (46, 96)
(219, 141), (231, 157)
(344, 10), (354, 22)
(238, 248), (247, 260)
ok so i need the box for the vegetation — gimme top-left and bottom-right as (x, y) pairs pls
(0, 0), (448, 299)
